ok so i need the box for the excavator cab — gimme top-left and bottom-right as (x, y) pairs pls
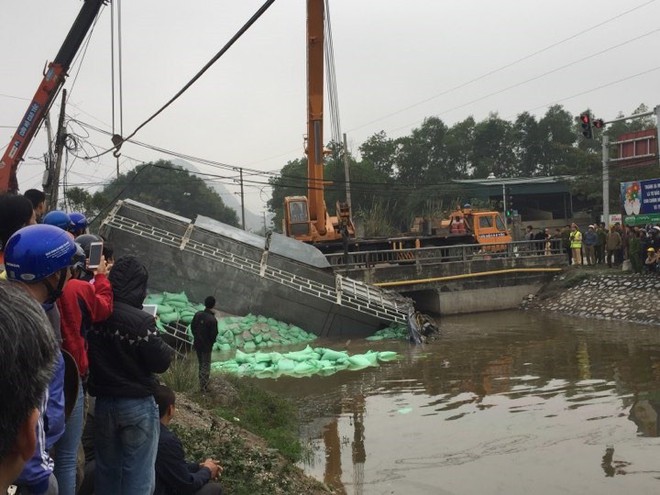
(284, 196), (311, 238)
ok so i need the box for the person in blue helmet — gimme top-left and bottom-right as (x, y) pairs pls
(43, 211), (74, 232)
(4, 224), (78, 495)
(68, 212), (88, 238)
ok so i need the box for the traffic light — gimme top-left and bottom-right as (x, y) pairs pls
(593, 118), (605, 129)
(580, 113), (593, 139)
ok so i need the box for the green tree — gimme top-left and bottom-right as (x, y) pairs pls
(512, 112), (543, 177)
(359, 131), (398, 176)
(472, 113), (516, 178)
(267, 158), (307, 231)
(95, 160), (239, 226)
(444, 116), (475, 179)
(538, 105), (576, 176)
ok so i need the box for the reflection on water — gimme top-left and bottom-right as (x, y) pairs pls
(252, 311), (660, 494)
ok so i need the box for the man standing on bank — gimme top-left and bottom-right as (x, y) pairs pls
(191, 296), (218, 392)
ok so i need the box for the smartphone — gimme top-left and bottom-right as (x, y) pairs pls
(87, 241), (104, 269)
(142, 304), (158, 317)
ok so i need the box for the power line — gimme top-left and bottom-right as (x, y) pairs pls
(83, 0), (277, 161)
(347, 0), (657, 134)
(389, 27), (660, 134)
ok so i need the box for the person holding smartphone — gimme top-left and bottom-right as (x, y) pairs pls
(54, 235), (114, 494)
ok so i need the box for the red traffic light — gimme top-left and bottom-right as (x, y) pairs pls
(593, 119), (605, 129)
(579, 113), (593, 139)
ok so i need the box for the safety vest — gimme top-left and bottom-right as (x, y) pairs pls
(569, 230), (582, 249)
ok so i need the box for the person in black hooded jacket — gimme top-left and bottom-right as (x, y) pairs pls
(88, 255), (174, 495)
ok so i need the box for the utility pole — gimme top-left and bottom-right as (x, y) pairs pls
(600, 107), (656, 225)
(342, 133), (352, 211)
(502, 183), (507, 219)
(239, 168), (245, 230)
(42, 114), (55, 193)
(45, 90), (67, 210)
(602, 135), (610, 224)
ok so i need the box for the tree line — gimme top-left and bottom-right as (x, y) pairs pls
(64, 160), (239, 228)
(268, 103), (657, 235)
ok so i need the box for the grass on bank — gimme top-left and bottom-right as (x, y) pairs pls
(161, 354), (301, 462)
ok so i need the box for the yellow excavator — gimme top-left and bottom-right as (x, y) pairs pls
(283, 0), (355, 247)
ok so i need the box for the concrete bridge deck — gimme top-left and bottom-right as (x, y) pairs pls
(327, 240), (567, 315)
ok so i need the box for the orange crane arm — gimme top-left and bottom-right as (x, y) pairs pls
(307, 0), (327, 235)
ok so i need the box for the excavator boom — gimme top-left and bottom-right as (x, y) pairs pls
(283, 0), (354, 245)
(0, 0), (105, 193)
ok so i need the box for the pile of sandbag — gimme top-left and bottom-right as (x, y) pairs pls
(365, 324), (409, 341)
(144, 291), (203, 325)
(207, 314), (316, 352)
(211, 344), (398, 379)
(145, 292), (317, 351)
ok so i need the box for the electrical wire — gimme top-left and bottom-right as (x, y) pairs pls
(83, 0), (277, 161)
(347, 0), (658, 134)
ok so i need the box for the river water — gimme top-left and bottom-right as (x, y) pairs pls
(254, 310), (660, 495)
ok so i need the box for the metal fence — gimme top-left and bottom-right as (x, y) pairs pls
(325, 239), (565, 270)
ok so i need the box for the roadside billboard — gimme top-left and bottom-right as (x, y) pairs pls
(621, 177), (660, 226)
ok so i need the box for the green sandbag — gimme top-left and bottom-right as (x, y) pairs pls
(241, 330), (254, 342)
(180, 314), (194, 325)
(159, 311), (179, 324)
(233, 349), (246, 364)
(284, 345), (317, 362)
(219, 343), (232, 352)
(378, 351), (398, 361)
(144, 294), (164, 305)
(347, 355), (372, 369)
(162, 291), (189, 303)
(363, 351), (379, 366)
(365, 335), (384, 341)
(244, 341), (256, 351)
(156, 304), (174, 315)
(253, 352), (271, 363)
(320, 348), (349, 361)
(276, 358), (296, 372)
(293, 362), (317, 374)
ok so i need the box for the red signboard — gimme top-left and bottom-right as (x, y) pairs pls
(613, 129), (657, 166)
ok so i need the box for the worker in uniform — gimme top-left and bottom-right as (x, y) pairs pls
(569, 223), (583, 265)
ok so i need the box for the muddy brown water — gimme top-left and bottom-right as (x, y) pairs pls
(251, 310), (660, 495)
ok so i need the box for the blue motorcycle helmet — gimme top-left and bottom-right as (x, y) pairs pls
(69, 212), (88, 235)
(75, 233), (102, 258)
(43, 210), (74, 231)
(4, 224), (77, 302)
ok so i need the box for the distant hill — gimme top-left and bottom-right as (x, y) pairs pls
(170, 159), (273, 233)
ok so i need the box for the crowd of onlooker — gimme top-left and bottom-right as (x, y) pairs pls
(523, 221), (660, 273)
(0, 190), (222, 495)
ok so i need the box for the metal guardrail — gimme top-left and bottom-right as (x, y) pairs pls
(325, 239), (565, 270)
(103, 208), (410, 326)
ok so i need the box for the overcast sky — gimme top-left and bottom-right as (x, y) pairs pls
(2, 0), (659, 215)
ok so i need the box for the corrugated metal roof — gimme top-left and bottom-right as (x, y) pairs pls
(453, 175), (575, 186)
(452, 175), (575, 195)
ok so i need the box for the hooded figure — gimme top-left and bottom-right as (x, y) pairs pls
(87, 255), (173, 495)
